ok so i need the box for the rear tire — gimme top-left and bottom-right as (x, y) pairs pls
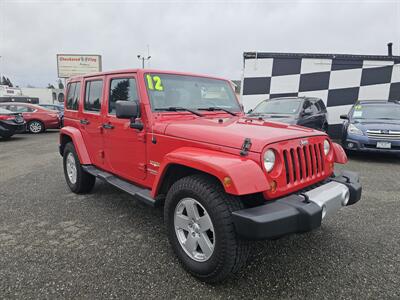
(164, 174), (250, 283)
(63, 142), (95, 194)
(28, 120), (44, 134)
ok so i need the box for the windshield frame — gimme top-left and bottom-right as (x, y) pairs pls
(144, 73), (241, 113)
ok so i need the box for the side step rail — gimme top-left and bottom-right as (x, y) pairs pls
(82, 165), (158, 207)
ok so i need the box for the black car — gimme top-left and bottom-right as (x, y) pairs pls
(340, 100), (400, 154)
(247, 97), (329, 132)
(0, 107), (26, 138)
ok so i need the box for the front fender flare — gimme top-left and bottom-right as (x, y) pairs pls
(60, 126), (91, 165)
(332, 142), (348, 164)
(151, 147), (270, 197)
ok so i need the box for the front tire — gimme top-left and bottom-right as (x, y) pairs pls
(164, 174), (250, 283)
(63, 142), (95, 194)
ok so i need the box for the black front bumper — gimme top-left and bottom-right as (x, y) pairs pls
(232, 171), (362, 240)
(0, 121), (26, 135)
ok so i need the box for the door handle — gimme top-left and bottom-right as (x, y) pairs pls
(102, 123), (114, 129)
(80, 119), (90, 125)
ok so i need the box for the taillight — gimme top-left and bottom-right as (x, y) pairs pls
(0, 115), (15, 121)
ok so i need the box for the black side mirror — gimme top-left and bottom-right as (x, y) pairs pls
(116, 101), (139, 119)
(116, 100), (143, 130)
(340, 114), (348, 120)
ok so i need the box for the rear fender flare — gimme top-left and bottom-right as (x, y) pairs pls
(60, 126), (91, 164)
(151, 147), (270, 197)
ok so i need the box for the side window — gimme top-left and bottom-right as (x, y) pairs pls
(14, 105), (30, 113)
(311, 103), (319, 114)
(84, 80), (103, 112)
(72, 83), (81, 110)
(108, 78), (138, 114)
(66, 83), (76, 110)
(317, 100), (326, 112)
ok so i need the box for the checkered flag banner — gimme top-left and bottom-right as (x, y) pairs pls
(241, 52), (400, 137)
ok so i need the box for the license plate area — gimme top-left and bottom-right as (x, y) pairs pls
(377, 142), (391, 149)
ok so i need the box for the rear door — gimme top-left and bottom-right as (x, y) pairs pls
(79, 77), (105, 167)
(102, 73), (146, 181)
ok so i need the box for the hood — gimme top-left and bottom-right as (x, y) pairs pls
(353, 119), (400, 132)
(163, 116), (324, 153)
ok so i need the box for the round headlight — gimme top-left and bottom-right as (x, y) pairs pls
(323, 140), (330, 155)
(263, 149), (276, 172)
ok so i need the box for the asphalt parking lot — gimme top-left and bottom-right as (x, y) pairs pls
(0, 132), (399, 299)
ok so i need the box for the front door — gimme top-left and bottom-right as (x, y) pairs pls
(102, 74), (146, 181)
(79, 77), (105, 167)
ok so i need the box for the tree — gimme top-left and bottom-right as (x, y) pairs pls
(6, 78), (13, 87)
(1, 76), (13, 87)
(1, 76), (7, 85)
(58, 79), (64, 89)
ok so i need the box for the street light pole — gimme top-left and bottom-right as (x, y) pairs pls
(137, 54), (151, 68)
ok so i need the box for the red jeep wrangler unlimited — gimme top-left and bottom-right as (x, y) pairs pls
(60, 69), (362, 282)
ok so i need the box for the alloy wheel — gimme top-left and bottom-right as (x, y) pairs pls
(174, 197), (215, 262)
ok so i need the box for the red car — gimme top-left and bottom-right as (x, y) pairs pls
(0, 102), (61, 133)
(60, 69), (362, 282)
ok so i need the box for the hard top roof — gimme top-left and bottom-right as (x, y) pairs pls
(67, 69), (229, 83)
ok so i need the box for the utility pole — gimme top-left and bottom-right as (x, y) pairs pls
(137, 54), (151, 68)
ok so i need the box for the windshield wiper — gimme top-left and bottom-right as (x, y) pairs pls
(155, 107), (203, 117)
(198, 107), (237, 116)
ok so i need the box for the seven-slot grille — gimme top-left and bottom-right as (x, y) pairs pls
(366, 130), (400, 141)
(282, 142), (325, 185)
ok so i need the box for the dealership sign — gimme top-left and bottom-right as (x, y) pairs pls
(57, 54), (102, 78)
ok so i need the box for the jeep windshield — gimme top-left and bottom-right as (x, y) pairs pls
(352, 104), (400, 120)
(145, 73), (241, 113)
(249, 99), (302, 115)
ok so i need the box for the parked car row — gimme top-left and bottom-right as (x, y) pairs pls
(0, 102), (63, 139)
(246, 97), (400, 155)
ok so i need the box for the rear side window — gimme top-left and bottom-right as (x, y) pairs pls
(316, 100), (326, 112)
(84, 80), (103, 112)
(66, 83), (76, 110)
(108, 78), (138, 114)
(73, 83), (81, 110)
